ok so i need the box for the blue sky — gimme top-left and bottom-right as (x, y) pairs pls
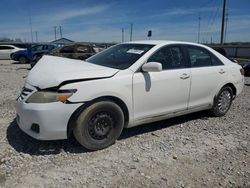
(0, 0), (249, 43)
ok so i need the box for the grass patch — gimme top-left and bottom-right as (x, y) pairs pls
(235, 58), (250, 63)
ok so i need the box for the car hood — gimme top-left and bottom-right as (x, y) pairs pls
(26, 55), (119, 89)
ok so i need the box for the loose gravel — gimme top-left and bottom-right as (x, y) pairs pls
(0, 60), (249, 188)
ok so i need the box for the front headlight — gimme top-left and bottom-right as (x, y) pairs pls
(26, 90), (76, 103)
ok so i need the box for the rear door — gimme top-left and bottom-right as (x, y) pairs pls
(186, 45), (228, 108)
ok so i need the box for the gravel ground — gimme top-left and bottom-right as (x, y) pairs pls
(0, 60), (249, 188)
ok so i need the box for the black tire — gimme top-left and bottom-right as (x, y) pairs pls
(73, 101), (124, 150)
(210, 86), (233, 117)
(18, 56), (28, 64)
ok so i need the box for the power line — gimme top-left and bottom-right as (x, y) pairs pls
(54, 26), (57, 40)
(59, 26), (62, 38)
(35, 31), (38, 42)
(28, 9), (33, 43)
(198, 15), (201, 43)
(130, 23), (133, 41)
(121, 28), (124, 42)
(207, 1), (220, 43)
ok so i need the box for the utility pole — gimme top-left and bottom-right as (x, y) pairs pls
(220, 0), (227, 44)
(28, 10), (33, 43)
(198, 15), (201, 43)
(130, 23), (133, 41)
(35, 31), (38, 42)
(54, 26), (57, 40)
(122, 28), (124, 42)
(59, 26), (62, 38)
(224, 7), (228, 43)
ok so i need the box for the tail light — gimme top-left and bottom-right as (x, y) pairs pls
(240, 68), (244, 76)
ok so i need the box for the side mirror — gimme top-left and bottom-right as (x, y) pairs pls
(142, 62), (162, 72)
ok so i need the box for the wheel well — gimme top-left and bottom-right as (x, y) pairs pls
(18, 55), (27, 59)
(67, 96), (129, 138)
(223, 83), (237, 98)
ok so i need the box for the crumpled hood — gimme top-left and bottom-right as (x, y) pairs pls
(26, 55), (119, 89)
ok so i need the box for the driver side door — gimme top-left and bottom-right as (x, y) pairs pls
(133, 45), (191, 124)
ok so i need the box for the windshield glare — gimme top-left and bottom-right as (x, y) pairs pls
(86, 44), (154, 70)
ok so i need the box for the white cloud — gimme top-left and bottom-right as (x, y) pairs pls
(36, 4), (110, 24)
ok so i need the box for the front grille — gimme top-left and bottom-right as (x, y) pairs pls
(19, 87), (33, 100)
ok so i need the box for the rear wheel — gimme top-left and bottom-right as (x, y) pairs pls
(210, 86), (233, 117)
(18, 56), (28, 64)
(73, 101), (124, 150)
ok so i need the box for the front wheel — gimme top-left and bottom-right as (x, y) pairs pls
(18, 56), (28, 64)
(210, 86), (233, 117)
(73, 101), (124, 150)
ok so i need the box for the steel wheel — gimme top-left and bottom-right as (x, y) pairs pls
(88, 112), (114, 140)
(73, 101), (124, 150)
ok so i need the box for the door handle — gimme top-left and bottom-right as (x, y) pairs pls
(219, 69), (225, 74)
(180, 73), (190, 79)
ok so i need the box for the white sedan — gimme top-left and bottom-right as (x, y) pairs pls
(0, 45), (24, 59)
(16, 40), (244, 150)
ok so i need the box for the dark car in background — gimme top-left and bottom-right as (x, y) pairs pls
(212, 47), (238, 63)
(11, 44), (58, 64)
(49, 44), (97, 60)
(240, 62), (250, 77)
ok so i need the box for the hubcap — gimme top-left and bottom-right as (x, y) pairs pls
(19, 57), (26, 63)
(218, 90), (231, 113)
(88, 112), (114, 140)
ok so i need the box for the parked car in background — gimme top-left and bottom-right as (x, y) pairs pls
(239, 61), (250, 77)
(11, 44), (58, 64)
(212, 47), (238, 63)
(16, 40), (244, 151)
(49, 44), (97, 60)
(0, 45), (25, 59)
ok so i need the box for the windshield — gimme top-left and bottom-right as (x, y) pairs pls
(31, 45), (43, 51)
(86, 44), (154, 70)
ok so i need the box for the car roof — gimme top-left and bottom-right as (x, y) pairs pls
(0, 44), (16, 47)
(125, 40), (207, 48)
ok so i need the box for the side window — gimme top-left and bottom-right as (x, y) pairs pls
(47, 45), (55, 51)
(31, 45), (43, 51)
(76, 46), (90, 53)
(0, 46), (14, 50)
(210, 53), (224, 66)
(148, 46), (185, 70)
(188, 47), (212, 67)
(60, 46), (74, 53)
